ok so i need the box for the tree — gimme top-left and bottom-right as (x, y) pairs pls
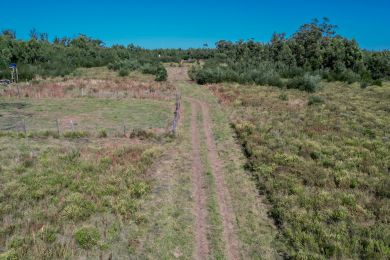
(2, 29), (16, 39)
(29, 28), (38, 40)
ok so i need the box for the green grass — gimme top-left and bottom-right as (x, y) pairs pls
(0, 136), (162, 259)
(0, 66), (177, 259)
(0, 97), (172, 134)
(208, 81), (390, 259)
(132, 100), (195, 258)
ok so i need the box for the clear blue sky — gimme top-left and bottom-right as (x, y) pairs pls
(1, 0), (389, 50)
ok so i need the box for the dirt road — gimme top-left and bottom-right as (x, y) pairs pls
(189, 97), (240, 259)
(139, 66), (277, 259)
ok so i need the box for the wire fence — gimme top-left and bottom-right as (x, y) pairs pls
(0, 94), (182, 138)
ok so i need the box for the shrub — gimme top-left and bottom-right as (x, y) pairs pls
(155, 66), (167, 81)
(141, 63), (158, 74)
(118, 68), (129, 77)
(308, 95), (325, 105)
(372, 79), (382, 86)
(287, 74), (321, 92)
(280, 66), (305, 78)
(250, 69), (284, 87)
(322, 69), (361, 84)
(360, 82), (369, 89)
(74, 226), (100, 249)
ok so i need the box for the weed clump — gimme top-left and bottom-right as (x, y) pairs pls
(74, 226), (100, 249)
(129, 129), (156, 140)
(63, 131), (89, 138)
(97, 129), (108, 138)
(279, 93), (288, 101)
(62, 193), (96, 221)
(308, 95), (325, 105)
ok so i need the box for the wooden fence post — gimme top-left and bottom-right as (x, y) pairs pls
(171, 93), (181, 135)
(56, 119), (60, 136)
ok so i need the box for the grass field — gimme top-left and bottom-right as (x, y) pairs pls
(0, 67), (176, 259)
(0, 98), (172, 135)
(208, 81), (390, 259)
(0, 137), (162, 259)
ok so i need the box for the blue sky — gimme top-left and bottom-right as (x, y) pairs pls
(1, 0), (389, 50)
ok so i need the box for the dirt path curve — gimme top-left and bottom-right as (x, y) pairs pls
(190, 101), (210, 259)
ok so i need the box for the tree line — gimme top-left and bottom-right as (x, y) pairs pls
(189, 18), (390, 91)
(0, 29), (213, 81)
(1, 20), (389, 87)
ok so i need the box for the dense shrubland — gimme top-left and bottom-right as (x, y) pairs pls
(190, 18), (390, 91)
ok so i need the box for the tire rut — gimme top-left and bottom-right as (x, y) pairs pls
(191, 101), (209, 259)
(190, 98), (240, 260)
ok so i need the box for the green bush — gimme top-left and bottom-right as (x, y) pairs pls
(118, 68), (129, 77)
(74, 226), (100, 249)
(360, 82), (369, 89)
(287, 74), (321, 92)
(372, 79), (382, 86)
(155, 66), (167, 81)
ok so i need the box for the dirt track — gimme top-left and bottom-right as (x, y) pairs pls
(189, 97), (239, 259)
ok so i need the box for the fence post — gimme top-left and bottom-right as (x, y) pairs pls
(171, 93), (181, 135)
(17, 85), (21, 99)
(56, 119), (60, 136)
(123, 123), (126, 137)
(70, 120), (75, 131)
